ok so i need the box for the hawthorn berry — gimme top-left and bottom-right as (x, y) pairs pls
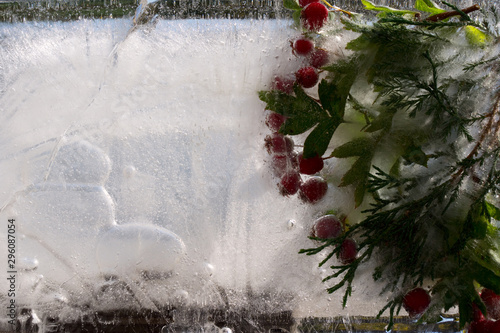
(279, 170), (302, 196)
(293, 38), (314, 56)
(299, 176), (328, 203)
(309, 48), (329, 68)
(481, 288), (500, 320)
(298, 0), (319, 7)
(265, 112), (287, 133)
(265, 133), (287, 155)
(272, 76), (294, 94)
(312, 215), (343, 239)
(338, 238), (357, 264)
(469, 319), (499, 333)
(402, 288), (431, 317)
(298, 152), (324, 175)
(296, 66), (319, 88)
(301, 2), (329, 31)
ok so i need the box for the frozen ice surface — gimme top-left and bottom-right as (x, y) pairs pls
(0, 18), (384, 323)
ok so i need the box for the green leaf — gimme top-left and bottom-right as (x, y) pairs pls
(283, 0), (301, 10)
(414, 0), (445, 14)
(464, 26), (489, 47)
(354, 178), (368, 207)
(474, 264), (500, 295)
(303, 117), (341, 158)
(485, 201), (500, 221)
(280, 113), (320, 135)
(330, 137), (374, 158)
(340, 155), (372, 187)
(259, 87), (323, 118)
(361, 0), (416, 16)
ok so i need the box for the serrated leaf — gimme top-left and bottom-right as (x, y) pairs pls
(474, 264), (500, 295)
(361, 0), (416, 16)
(303, 117), (341, 158)
(259, 86), (323, 118)
(354, 178), (368, 207)
(330, 137), (374, 158)
(464, 26), (489, 47)
(485, 201), (500, 221)
(280, 113), (320, 135)
(283, 0), (301, 10)
(340, 155), (372, 187)
(414, 0), (445, 14)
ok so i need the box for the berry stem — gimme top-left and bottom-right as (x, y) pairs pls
(425, 4), (480, 22)
(321, 0), (352, 17)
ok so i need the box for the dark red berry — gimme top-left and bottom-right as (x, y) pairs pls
(272, 76), (294, 94)
(469, 319), (497, 333)
(265, 134), (287, 155)
(481, 288), (500, 320)
(338, 238), (357, 264)
(403, 288), (431, 317)
(301, 2), (329, 31)
(265, 112), (287, 133)
(279, 171), (302, 196)
(293, 38), (314, 56)
(312, 215), (343, 239)
(296, 66), (319, 88)
(309, 48), (329, 68)
(299, 176), (328, 203)
(299, 152), (324, 175)
(299, 0), (319, 7)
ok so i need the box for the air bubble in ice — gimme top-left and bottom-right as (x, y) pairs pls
(96, 223), (186, 279)
(221, 328), (233, 333)
(19, 257), (39, 271)
(46, 140), (111, 184)
(287, 219), (296, 229)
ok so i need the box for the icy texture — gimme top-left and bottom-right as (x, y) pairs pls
(0, 18), (383, 324)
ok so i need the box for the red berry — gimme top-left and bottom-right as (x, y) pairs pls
(265, 134), (287, 155)
(481, 289), (500, 320)
(299, 176), (328, 203)
(402, 288), (431, 317)
(293, 38), (314, 56)
(299, 152), (324, 175)
(265, 112), (287, 133)
(296, 66), (319, 88)
(338, 238), (357, 264)
(301, 2), (329, 31)
(312, 215), (343, 239)
(309, 48), (329, 68)
(469, 319), (496, 333)
(299, 0), (319, 7)
(272, 76), (294, 94)
(279, 171), (302, 196)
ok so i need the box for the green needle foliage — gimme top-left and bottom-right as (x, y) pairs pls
(260, 0), (500, 329)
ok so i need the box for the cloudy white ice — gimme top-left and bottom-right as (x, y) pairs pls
(0, 17), (391, 329)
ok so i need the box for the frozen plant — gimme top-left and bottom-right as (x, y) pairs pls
(259, 0), (500, 330)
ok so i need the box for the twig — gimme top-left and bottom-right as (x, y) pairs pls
(426, 4), (480, 22)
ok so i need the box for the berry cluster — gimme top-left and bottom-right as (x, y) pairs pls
(264, 0), (331, 205)
(311, 215), (358, 264)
